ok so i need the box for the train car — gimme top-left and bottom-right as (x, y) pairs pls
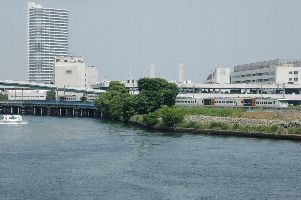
(255, 98), (288, 108)
(175, 97), (288, 109)
(175, 97), (203, 106)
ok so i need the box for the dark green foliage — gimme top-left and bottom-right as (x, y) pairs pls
(96, 78), (179, 122)
(122, 95), (138, 122)
(160, 107), (184, 127)
(95, 82), (130, 120)
(46, 90), (56, 100)
(143, 112), (159, 127)
(138, 78), (178, 111)
(0, 93), (8, 101)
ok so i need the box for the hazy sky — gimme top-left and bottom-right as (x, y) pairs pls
(1, 0), (301, 82)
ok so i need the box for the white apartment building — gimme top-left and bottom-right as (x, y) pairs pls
(231, 59), (301, 85)
(204, 68), (231, 84)
(27, 2), (68, 84)
(54, 56), (98, 88)
(7, 90), (47, 101)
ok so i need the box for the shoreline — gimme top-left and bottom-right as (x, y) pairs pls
(129, 120), (301, 141)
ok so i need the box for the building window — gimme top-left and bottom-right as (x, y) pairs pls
(289, 78), (292, 81)
(294, 78), (298, 81)
(289, 71), (293, 74)
(294, 71), (298, 74)
(66, 70), (72, 74)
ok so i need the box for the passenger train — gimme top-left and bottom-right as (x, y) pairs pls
(175, 97), (288, 109)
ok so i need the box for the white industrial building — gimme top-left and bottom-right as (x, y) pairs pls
(231, 59), (301, 85)
(27, 2), (69, 84)
(7, 90), (47, 101)
(204, 68), (231, 84)
(54, 56), (98, 89)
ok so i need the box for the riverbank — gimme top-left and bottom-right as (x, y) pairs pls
(129, 107), (301, 141)
(130, 120), (301, 141)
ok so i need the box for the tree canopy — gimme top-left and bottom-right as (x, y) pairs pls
(46, 90), (56, 100)
(94, 78), (179, 122)
(0, 93), (8, 101)
(95, 81), (130, 120)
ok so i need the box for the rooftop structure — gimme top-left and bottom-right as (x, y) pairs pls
(54, 56), (98, 89)
(231, 59), (301, 84)
(204, 68), (230, 84)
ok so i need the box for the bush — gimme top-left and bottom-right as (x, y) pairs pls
(160, 107), (184, 127)
(208, 122), (229, 130)
(143, 112), (159, 127)
(270, 125), (279, 133)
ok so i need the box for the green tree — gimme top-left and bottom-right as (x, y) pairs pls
(137, 78), (178, 111)
(46, 90), (56, 100)
(0, 93), (8, 101)
(160, 107), (184, 127)
(95, 81), (130, 120)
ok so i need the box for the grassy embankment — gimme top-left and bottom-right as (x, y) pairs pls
(130, 106), (301, 135)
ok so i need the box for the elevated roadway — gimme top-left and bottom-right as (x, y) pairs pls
(0, 80), (105, 94)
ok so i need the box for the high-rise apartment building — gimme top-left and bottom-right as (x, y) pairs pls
(27, 2), (68, 84)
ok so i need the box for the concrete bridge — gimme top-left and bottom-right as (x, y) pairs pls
(0, 100), (98, 117)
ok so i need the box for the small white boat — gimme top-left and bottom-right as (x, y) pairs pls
(0, 115), (23, 124)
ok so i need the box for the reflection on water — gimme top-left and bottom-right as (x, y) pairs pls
(0, 116), (301, 200)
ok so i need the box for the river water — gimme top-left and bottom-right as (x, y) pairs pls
(0, 116), (300, 200)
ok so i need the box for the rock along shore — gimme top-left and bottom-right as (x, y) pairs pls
(185, 115), (301, 128)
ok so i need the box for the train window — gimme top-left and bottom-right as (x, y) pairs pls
(241, 101), (243, 103)
(185, 101), (187, 103)
(273, 101), (275, 104)
(264, 102), (267, 104)
(202, 100), (204, 103)
(268, 102), (272, 104)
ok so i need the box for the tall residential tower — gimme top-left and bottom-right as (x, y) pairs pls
(27, 2), (68, 84)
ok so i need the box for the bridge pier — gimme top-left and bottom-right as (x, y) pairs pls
(66, 108), (68, 116)
(72, 109), (75, 116)
(34, 107), (36, 115)
(80, 110), (83, 117)
(11, 107), (13, 114)
(40, 108), (43, 115)
(59, 108), (62, 116)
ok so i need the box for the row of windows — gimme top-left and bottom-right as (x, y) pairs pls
(288, 78), (298, 81)
(256, 101), (274, 104)
(10, 95), (45, 98)
(176, 100), (197, 104)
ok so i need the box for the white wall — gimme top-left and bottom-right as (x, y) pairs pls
(7, 90), (47, 101)
(55, 56), (98, 88)
(275, 67), (301, 85)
